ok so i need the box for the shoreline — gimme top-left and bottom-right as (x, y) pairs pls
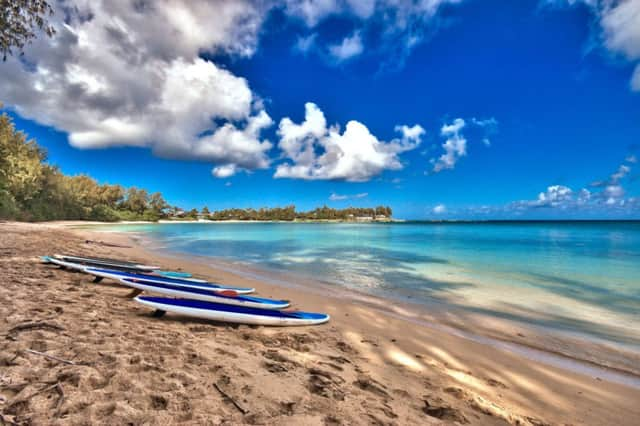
(3, 221), (640, 425)
(86, 221), (640, 381)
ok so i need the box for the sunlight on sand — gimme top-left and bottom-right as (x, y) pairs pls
(386, 348), (424, 372)
(425, 346), (466, 371)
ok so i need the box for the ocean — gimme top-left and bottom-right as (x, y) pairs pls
(91, 221), (640, 350)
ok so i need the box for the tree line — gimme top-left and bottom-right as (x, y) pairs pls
(205, 205), (392, 221)
(0, 111), (170, 221)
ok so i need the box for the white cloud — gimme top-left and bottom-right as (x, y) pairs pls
(284, 0), (341, 27)
(212, 164), (238, 178)
(550, 0), (640, 91)
(432, 118), (467, 173)
(509, 158), (637, 213)
(329, 192), (368, 201)
(275, 102), (424, 181)
(430, 116), (497, 173)
(535, 185), (573, 207)
(0, 0), (273, 176)
(610, 164), (630, 183)
(328, 31), (364, 62)
(433, 204), (446, 214)
(285, 0), (463, 70)
(625, 154), (637, 164)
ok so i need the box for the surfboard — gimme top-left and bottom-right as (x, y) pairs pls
(135, 296), (330, 326)
(120, 278), (289, 309)
(42, 256), (91, 271)
(53, 254), (159, 271)
(43, 256), (203, 282)
(84, 267), (255, 294)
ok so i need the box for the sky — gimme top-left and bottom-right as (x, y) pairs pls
(1, 0), (640, 219)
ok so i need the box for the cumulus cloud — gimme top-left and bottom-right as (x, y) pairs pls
(275, 102), (424, 181)
(328, 31), (364, 62)
(329, 192), (368, 201)
(0, 0), (272, 177)
(509, 156), (638, 213)
(433, 204), (447, 214)
(534, 185), (574, 207)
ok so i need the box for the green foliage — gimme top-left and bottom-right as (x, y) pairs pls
(186, 208), (198, 219)
(0, 0), (56, 60)
(0, 112), (170, 222)
(208, 205), (392, 221)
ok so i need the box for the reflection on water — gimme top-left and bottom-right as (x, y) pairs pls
(89, 221), (640, 347)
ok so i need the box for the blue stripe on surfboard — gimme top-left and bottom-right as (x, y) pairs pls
(121, 278), (287, 306)
(155, 270), (192, 278)
(85, 267), (254, 292)
(138, 296), (328, 321)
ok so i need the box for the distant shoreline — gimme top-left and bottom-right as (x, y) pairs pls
(32, 218), (640, 226)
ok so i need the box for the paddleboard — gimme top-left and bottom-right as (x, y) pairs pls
(135, 296), (330, 326)
(120, 278), (289, 309)
(54, 254), (160, 271)
(42, 256), (90, 271)
(85, 267), (255, 294)
(44, 256), (203, 282)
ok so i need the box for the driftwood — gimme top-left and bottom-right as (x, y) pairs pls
(24, 349), (76, 365)
(213, 382), (248, 414)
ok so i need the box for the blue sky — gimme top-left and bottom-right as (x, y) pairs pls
(1, 0), (639, 219)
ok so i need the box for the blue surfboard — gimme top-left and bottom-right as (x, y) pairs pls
(120, 278), (289, 309)
(84, 267), (255, 294)
(135, 296), (330, 326)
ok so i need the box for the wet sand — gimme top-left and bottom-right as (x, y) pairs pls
(1, 222), (639, 425)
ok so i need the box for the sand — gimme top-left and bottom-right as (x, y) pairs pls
(1, 222), (639, 425)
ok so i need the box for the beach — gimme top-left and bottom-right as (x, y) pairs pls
(1, 222), (640, 425)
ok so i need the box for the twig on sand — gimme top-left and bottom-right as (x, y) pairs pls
(8, 322), (64, 336)
(85, 239), (132, 248)
(24, 349), (76, 365)
(54, 383), (65, 414)
(213, 383), (248, 415)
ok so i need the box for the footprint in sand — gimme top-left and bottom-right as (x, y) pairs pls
(307, 368), (345, 401)
(353, 375), (389, 399)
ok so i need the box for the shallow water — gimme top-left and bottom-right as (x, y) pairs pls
(89, 221), (640, 348)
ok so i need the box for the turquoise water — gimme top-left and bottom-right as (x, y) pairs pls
(93, 221), (640, 347)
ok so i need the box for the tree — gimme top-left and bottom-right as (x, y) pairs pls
(0, 0), (56, 60)
(99, 184), (125, 209)
(0, 112), (46, 210)
(123, 187), (148, 214)
(149, 192), (169, 215)
(201, 206), (210, 216)
(186, 208), (198, 219)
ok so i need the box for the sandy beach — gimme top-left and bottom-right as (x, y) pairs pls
(1, 222), (639, 425)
